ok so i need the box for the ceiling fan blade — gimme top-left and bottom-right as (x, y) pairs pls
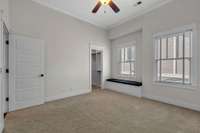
(109, 0), (120, 13)
(92, 1), (102, 13)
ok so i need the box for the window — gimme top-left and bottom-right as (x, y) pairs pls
(154, 29), (193, 84)
(120, 46), (136, 76)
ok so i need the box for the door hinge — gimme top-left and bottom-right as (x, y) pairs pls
(6, 69), (9, 74)
(6, 40), (9, 45)
(4, 113), (8, 119)
(6, 97), (9, 102)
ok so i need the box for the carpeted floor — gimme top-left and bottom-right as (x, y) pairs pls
(4, 89), (200, 133)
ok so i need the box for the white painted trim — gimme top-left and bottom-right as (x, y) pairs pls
(0, 11), (5, 133)
(40, 41), (46, 107)
(8, 34), (15, 111)
(152, 82), (197, 91)
(144, 94), (200, 112)
(45, 89), (91, 102)
(89, 43), (105, 90)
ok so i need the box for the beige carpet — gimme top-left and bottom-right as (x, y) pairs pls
(4, 89), (200, 133)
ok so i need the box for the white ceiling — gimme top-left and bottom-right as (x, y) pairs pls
(32, 0), (172, 29)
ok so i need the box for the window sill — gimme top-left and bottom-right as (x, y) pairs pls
(153, 81), (197, 91)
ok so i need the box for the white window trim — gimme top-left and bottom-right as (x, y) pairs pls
(153, 24), (198, 89)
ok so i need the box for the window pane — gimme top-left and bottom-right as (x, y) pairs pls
(161, 60), (174, 76)
(161, 38), (167, 59)
(176, 60), (183, 75)
(184, 59), (191, 84)
(161, 60), (182, 83)
(120, 46), (136, 76)
(175, 60), (183, 83)
(168, 37), (176, 58)
(132, 47), (136, 60)
(124, 48), (128, 61)
(156, 60), (160, 80)
(121, 62), (130, 75)
(131, 62), (135, 75)
(184, 31), (192, 58)
(155, 39), (160, 59)
(125, 47), (135, 61)
(120, 48), (124, 62)
(127, 48), (132, 61)
(178, 34), (184, 58)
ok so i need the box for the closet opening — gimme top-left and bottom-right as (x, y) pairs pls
(91, 50), (102, 90)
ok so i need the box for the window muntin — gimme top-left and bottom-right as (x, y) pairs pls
(120, 47), (136, 76)
(154, 30), (192, 84)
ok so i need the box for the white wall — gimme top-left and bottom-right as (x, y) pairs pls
(109, 0), (200, 111)
(111, 31), (143, 82)
(10, 0), (111, 101)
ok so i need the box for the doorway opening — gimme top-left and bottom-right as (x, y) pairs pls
(89, 45), (104, 91)
(2, 22), (9, 116)
(91, 50), (102, 90)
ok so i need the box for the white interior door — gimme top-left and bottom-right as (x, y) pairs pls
(9, 35), (45, 111)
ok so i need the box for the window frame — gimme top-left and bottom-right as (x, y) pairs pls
(118, 45), (136, 78)
(153, 24), (198, 89)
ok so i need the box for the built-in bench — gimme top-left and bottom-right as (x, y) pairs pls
(105, 79), (143, 97)
(106, 79), (142, 87)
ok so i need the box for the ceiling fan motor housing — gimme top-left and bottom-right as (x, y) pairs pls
(100, 0), (111, 5)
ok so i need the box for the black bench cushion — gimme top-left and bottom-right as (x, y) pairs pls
(107, 79), (142, 87)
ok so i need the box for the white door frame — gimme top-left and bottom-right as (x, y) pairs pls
(2, 22), (9, 114)
(89, 43), (105, 90)
(0, 11), (5, 132)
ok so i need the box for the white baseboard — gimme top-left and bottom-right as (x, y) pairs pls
(144, 94), (200, 112)
(45, 89), (91, 102)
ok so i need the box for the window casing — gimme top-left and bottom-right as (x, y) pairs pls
(154, 29), (193, 85)
(120, 47), (136, 76)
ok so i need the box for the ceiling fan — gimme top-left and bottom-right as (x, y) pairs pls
(92, 0), (120, 13)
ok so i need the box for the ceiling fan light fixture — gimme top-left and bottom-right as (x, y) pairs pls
(100, 0), (111, 5)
